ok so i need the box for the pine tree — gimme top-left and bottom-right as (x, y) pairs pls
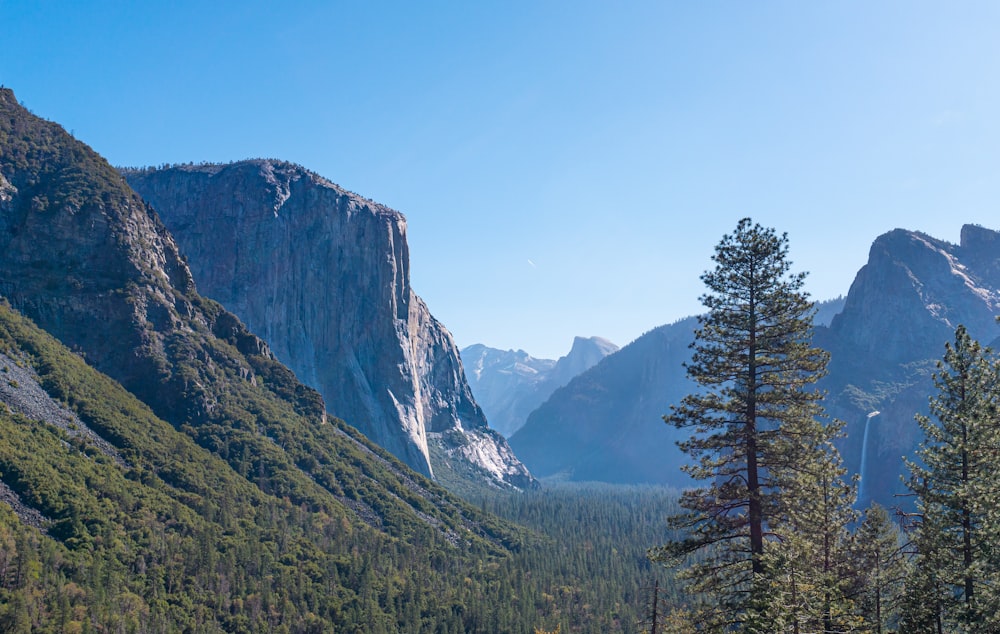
(904, 324), (1000, 630)
(651, 218), (843, 632)
(772, 439), (860, 633)
(898, 513), (948, 634)
(850, 504), (908, 633)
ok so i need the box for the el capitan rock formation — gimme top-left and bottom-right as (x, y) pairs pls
(125, 161), (534, 488)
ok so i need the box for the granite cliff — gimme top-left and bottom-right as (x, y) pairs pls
(125, 161), (533, 488)
(462, 336), (618, 437)
(819, 224), (1000, 506)
(826, 226), (1000, 367)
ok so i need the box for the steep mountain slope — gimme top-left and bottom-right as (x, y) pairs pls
(510, 319), (698, 486)
(124, 162), (533, 489)
(463, 336), (618, 437)
(0, 87), (536, 629)
(0, 300), (523, 631)
(818, 225), (1000, 506)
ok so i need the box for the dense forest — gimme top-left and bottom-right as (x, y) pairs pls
(0, 285), (675, 632)
(475, 484), (682, 633)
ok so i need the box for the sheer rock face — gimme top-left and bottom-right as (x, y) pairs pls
(828, 226), (1000, 366)
(820, 224), (1000, 507)
(126, 162), (533, 487)
(462, 336), (618, 438)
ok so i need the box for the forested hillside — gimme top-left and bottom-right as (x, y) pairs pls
(0, 290), (693, 631)
(0, 299), (534, 631)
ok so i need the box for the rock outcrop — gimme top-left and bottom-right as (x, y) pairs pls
(827, 227), (1000, 366)
(462, 336), (618, 437)
(125, 161), (533, 488)
(819, 225), (1000, 507)
(0, 87), (244, 427)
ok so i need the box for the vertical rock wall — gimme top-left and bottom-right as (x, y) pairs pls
(126, 162), (533, 487)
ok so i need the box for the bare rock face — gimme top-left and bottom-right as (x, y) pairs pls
(125, 161), (533, 487)
(820, 224), (1000, 507)
(828, 227), (1000, 366)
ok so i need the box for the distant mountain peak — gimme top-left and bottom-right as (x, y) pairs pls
(461, 336), (617, 438)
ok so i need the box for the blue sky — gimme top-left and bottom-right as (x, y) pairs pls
(3, 2), (1000, 358)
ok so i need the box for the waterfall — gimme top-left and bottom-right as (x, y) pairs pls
(858, 411), (880, 503)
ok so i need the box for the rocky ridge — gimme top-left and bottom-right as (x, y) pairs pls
(125, 161), (534, 488)
(819, 224), (1000, 506)
(462, 336), (618, 437)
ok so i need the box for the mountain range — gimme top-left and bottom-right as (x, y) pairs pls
(0, 87), (537, 630)
(510, 226), (1000, 510)
(5, 78), (1000, 628)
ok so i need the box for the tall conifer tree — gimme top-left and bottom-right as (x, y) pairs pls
(651, 218), (843, 632)
(849, 504), (908, 633)
(905, 325), (1000, 630)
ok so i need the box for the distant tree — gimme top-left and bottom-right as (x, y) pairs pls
(651, 218), (845, 632)
(849, 504), (908, 633)
(904, 325), (1000, 630)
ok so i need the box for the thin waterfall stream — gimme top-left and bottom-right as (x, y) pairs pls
(858, 411), (880, 503)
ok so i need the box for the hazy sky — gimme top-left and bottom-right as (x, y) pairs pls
(4, 2), (1000, 358)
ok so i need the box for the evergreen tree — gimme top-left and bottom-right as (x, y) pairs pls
(771, 440), (860, 633)
(651, 218), (843, 632)
(850, 504), (908, 633)
(898, 513), (948, 634)
(905, 324), (1000, 631)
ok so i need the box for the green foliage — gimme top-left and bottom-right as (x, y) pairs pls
(904, 325), (1000, 630)
(652, 218), (854, 632)
(475, 483), (683, 633)
(0, 299), (536, 632)
(0, 293), (691, 633)
(849, 504), (908, 633)
(765, 441), (861, 633)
